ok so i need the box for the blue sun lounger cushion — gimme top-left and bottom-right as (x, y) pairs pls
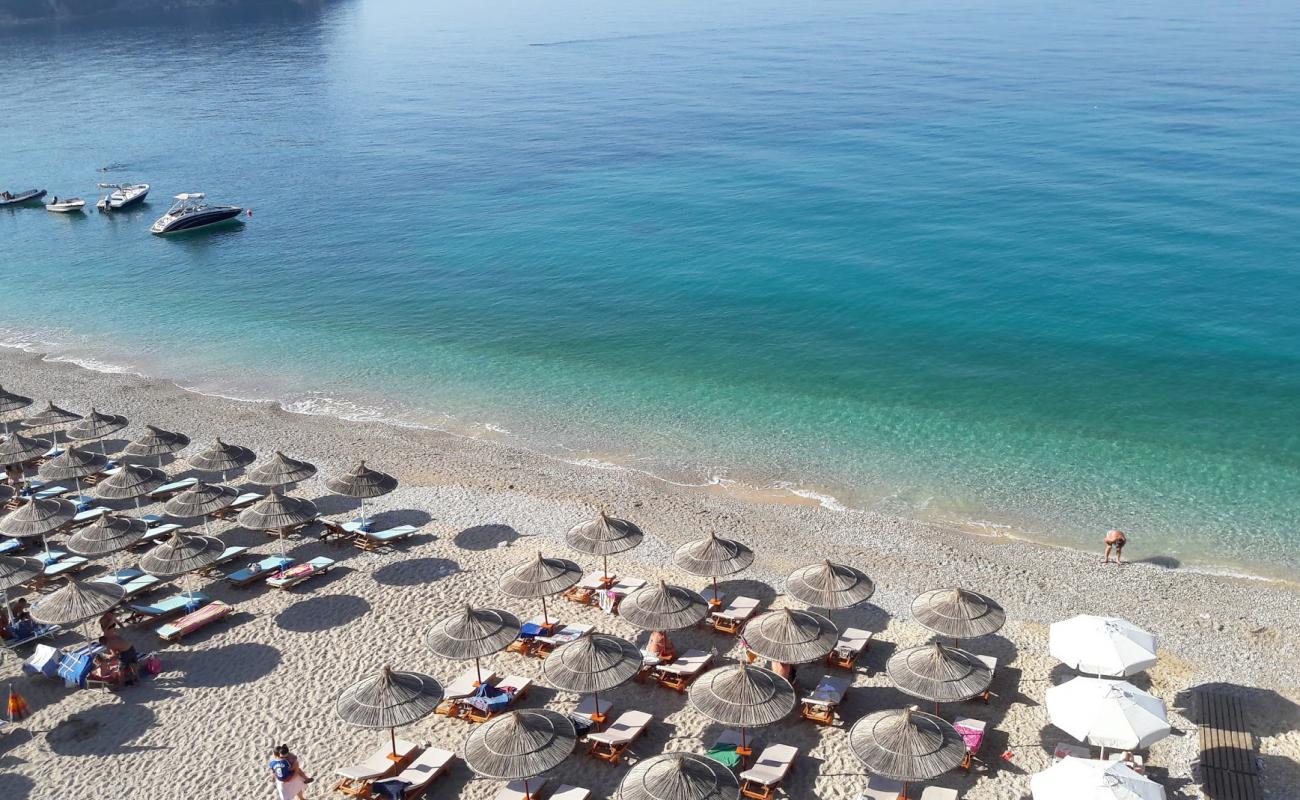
(129, 592), (209, 618)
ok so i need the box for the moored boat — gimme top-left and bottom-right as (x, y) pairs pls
(149, 193), (243, 234)
(46, 197), (87, 213)
(0, 189), (47, 206)
(96, 182), (150, 211)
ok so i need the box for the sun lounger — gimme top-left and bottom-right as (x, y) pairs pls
(131, 522), (182, 550)
(91, 567), (161, 599)
(575, 694), (613, 725)
(969, 655), (996, 703)
(266, 556), (335, 589)
(800, 674), (850, 725)
(552, 786), (591, 800)
(827, 627), (872, 670)
(506, 617), (559, 654)
(711, 596), (760, 634)
(740, 743), (798, 800)
(124, 592), (209, 625)
(588, 709), (652, 763)
(352, 523), (417, 551)
(68, 494), (96, 511)
(436, 669), (500, 716)
(918, 788), (958, 800)
(156, 600), (233, 641)
(31, 484), (70, 501)
(954, 716), (986, 770)
(225, 555), (294, 587)
(69, 507), (109, 527)
(371, 746), (456, 799)
(209, 492), (263, 520)
(197, 545), (250, 575)
(708, 728), (758, 769)
(36, 549), (66, 567)
(5, 623), (60, 651)
(562, 572), (612, 605)
(532, 622), (594, 657)
(495, 779), (548, 800)
(655, 648), (712, 692)
(147, 477), (197, 501)
(333, 739), (420, 797)
(856, 775), (905, 800)
(462, 674), (532, 723)
(37, 555), (89, 584)
(0, 538), (23, 555)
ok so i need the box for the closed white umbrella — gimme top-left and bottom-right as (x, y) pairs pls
(1045, 677), (1170, 753)
(1031, 756), (1166, 800)
(1050, 615), (1157, 677)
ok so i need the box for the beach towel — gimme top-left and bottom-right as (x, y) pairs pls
(463, 682), (512, 715)
(371, 779), (411, 800)
(955, 721), (985, 752)
(706, 742), (741, 768)
(23, 645), (61, 678)
(519, 621), (546, 639)
(58, 644), (105, 688)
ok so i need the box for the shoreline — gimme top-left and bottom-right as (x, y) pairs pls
(2, 338), (1293, 588)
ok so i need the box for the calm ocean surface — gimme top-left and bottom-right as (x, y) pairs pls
(2, 0), (1298, 576)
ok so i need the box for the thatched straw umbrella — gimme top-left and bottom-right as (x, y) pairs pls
(38, 445), (108, 497)
(0, 432), (51, 467)
(542, 634), (642, 728)
(425, 605), (521, 685)
(742, 608), (838, 665)
(619, 751), (741, 800)
(0, 555), (43, 619)
(66, 408), (129, 455)
(886, 642), (993, 710)
(498, 551), (583, 627)
(619, 580), (710, 632)
(0, 386), (33, 416)
(186, 438), (256, 480)
(565, 512), (644, 585)
(673, 532), (753, 606)
(847, 706), (966, 799)
(139, 531), (223, 605)
(688, 664), (794, 767)
(784, 559), (875, 609)
(93, 464), (166, 509)
(247, 451), (317, 488)
(163, 482), (238, 536)
(1030, 756), (1167, 800)
(124, 425), (190, 464)
(1049, 615), (1157, 678)
(335, 666), (444, 758)
(325, 460), (397, 530)
(237, 492), (318, 557)
(68, 513), (148, 556)
(0, 497), (75, 559)
(29, 577), (124, 628)
(911, 587), (1005, 643)
(22, 402), (82, 445)
(463, 709), (577, 800)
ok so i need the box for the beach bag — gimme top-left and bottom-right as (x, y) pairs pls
(142, 654), (162, 675)
(270, 758), (295, 781)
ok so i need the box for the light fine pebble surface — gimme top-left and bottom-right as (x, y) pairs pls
(0, 349), (1297, 799)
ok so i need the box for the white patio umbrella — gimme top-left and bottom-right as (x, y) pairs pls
(1031, 756), (1166, 800)
(1050, 615), (1157, 677)
(1045, 677), (1170, 754)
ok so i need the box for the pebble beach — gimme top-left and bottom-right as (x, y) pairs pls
(1, 348), (1297, 800)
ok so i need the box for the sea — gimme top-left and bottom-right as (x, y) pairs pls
(2, 0), (1298, 579)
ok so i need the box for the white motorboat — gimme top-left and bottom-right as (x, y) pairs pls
(45, 197), (87, 213)
(96, 182), (149, 210)
(149, 193), (243, 234)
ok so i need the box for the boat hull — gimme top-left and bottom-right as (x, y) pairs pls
(150, 206), (243, 234)
(0, 189), (47, 206)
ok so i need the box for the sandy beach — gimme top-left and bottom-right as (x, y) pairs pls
(0, 347), (1297, 800)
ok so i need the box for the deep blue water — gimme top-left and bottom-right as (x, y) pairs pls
(2, 0), (1299, 576)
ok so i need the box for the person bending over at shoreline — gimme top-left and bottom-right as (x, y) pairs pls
(1103, 529), (1127, 565)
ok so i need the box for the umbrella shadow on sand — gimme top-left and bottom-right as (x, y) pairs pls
(714, 578), (778, 610)
(372, 557), (460, 587)
(173, 642), (282, 688)
(47, 703), (159, 756)
(0, 773), (33, 800)
(455, 523), (521, 551)
(275, 594), (371, 633)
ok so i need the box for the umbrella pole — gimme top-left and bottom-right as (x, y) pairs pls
(360, 497), (368, 530)
(474, 657), (483, 686)
(593, 687), (602, 730)
(740, 725), (748, 768)
(602, 554), (610, 585)
(389, 726), (397, 759)
(541, 596), (549, 626)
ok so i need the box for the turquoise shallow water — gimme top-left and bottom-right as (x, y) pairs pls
(2, 0), (1299, 576)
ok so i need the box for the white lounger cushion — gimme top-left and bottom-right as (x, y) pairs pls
(804, 675), (851, 705)
(392, 746), (454, 785)
(551, 786), (591, 800)
(836, 627), (872, 653)
(587, 710), (652, 745)
(575, 695), (613, 719)
(335, 739), (419, 780)
(716, 596), (760, 619)
(496, 778), (548, 800)
(445, 668), (498, 699)
(661, 649), (711, 675)
(740, 743), (797, 786)
(918, 788), (959, 800)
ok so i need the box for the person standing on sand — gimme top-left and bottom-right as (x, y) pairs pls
(1103, 529), (1127, 565)
(269, 743), (313, 800)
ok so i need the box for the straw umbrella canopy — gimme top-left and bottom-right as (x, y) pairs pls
(335, 666), (444, 758)
(22, 402), (82, 444)
(29, 577), (124, 626)
(673, 532), (754, 605)
(66, 408), (129, 450)
(238, 492), (318, 557)
(886, 642), (994, 709)
(325, 460), (397, 528)
(0, 386), (33, 416)
(124, 425), (190, 463)
(565, 512), (644, 583)
(784, 559), (875, 609)
(0, 432), (51, 466)
(498, 551), (583, 626)
(688, 664), (795, 764)
(247, 451), (317, 488)
(848, 707), (966, 798)
(741, 608), (838, 665)
(619, 752), (741, 800)
(425, 605), (521, 685)
(0, 556), (43, 590)
(186, 438), (256, 478)
(542, 634), (642, 725)
(37, 445), (108, 495)
(1031, 756), (1167, 800)
(163, 481), (238, 536)
(67, 513), (148, 556)
(0, 497), (75, 559)
(911, 587), (1006, 642)
(619, 580), (710, 632)
(93, 464), (166, 507)
(463, 709), (577, 800)
(1049, 615), (1158, 678)
(139, 531), (224, 603)
(1045, 677), (1170, 753)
